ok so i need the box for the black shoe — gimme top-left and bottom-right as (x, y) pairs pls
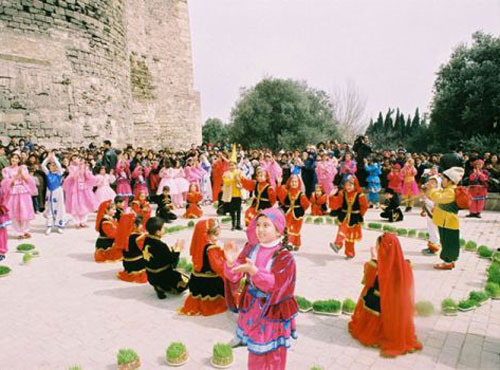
(235, 225), (242, 231)
(475, 214), (482, 218)
(405, 207), (412, 212)
(0, 255), (5, 262)
(155, 288), (167, 300)
(466, 214), (474, 218)
(231, 226), (235, 231)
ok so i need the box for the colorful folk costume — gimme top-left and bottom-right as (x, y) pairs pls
(0, 188), (11, 258)
(94, 172), (116, 205)
(467, 159), (489, 218)
(224, 208), (298, 370)
(240, 170), (277, 226)
(115, 213), (148, 283)
(349, 233), (422, 357)
(116, 161), (133, 198)
(143, 219), (189, 298)
(309, 185), (327, 216)
(184, 184), (203, 219)
(179, 219), (227, 316)
(329, 176), (368, 258)
(41, 156), (69, 233)
(154, 192), (177, 223)
(421, 176), (442, 256)
(1, 164), (36, 238)
(387, 164), (403, 195)
(426, 167), (464, 270)
(94, 201), (122, 263)
(132, 165), (150, 198)
(365, 162), (382, 207)
(63, 163), (98, 227)
(131, 192), (152, 228)
(277, 175), (310, 250)
(379, 189), (404, 223)
(401, 160), (419, 211)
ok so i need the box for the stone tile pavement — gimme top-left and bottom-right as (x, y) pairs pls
(0, 206), (499, 369)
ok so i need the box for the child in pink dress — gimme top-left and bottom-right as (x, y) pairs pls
(0, 187), (11, 261)
(115, 159), (133, 199)
(401, 159), (419, 212)
(172, 160), (189, 207)
(1, 154), (36, 239)
(132, 164), (150, 198)
(94, 166), (116, 205)
(63, 157), (98, 228)
(223, 208), (298, 370)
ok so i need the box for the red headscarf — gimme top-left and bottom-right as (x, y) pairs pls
(95, 200), (112, 232)
(190, 219), (219, 272)
(115, 213), (135, 251)
(377, 233), (421, 356)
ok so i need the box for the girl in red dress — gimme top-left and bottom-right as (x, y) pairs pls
(184, 183), (203, 219)
(240, 167), (277, 226)
(310, 184), (328, 216)
(349, 233), (422, 357)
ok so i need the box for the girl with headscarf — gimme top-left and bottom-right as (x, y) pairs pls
(467, 159), (489, 218)
(349, 233), (422, 357)
(94, 200), (122, 263)
(184, 183), (203, 219)
(310, 184), (328, 216)
(401, 158), (419, 212)
(130, 190), (151, 228)
(329, 175), (368, 259)
(277, 174), (310, 250)
(178, 219), (226, 316)
(223, 208), (298, 370)
(240, 167), (277, 226)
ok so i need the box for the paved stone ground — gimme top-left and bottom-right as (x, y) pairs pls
(0, 205), (499, 370)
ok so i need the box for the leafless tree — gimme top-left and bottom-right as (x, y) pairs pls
(330, 80), (367, 142)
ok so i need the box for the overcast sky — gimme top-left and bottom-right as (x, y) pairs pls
(188, 0), (500, 126)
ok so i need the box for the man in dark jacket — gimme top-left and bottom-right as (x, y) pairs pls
(102, 140), (117, 172)
(439, 144), (463, 172)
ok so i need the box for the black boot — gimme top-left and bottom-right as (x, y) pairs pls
(154, 287), (167, 300)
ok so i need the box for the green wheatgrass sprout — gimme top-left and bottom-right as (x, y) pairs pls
(342, 298), (356, 313)
(313, 217), (324, 224)
(396, 228), (408, 236)
(488, 263), (500, 285)
(415, 301), (435, 317)
(166, 342), (188, 363)
(312, 299), (341, 313)
(493, 252), (500, 264)
(305, 216), (313, 224)
(458, 299), (476, 310)
(68, 366), (83, 370)
(212, 201), (219, 209)
(407, 229), (417, 237)
(325, 217), (334, 224)
(459, 238), (466, 247)
(16, 243), (35, 252)
(221, 217), (232, 224)
(464, 241), (477, 251)
(477, 246), (493, 258)
(187, 220), (195, 228)
(468, 291), (489, 304)
(441, 298), (458, 312)
(295, 296), (312, 310)
(0, 266), (11, 275)
(485, 282), (500, 298)
(367, 223), (382, 230)
(310, 366), (324, 370)
(417, 231), (427, 239)
(212, 343), (233, 366)
(117, 349), (139, 365)
(22, 253), (33, 264)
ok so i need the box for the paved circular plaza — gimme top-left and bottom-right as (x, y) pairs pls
(0, 206), (499, 369)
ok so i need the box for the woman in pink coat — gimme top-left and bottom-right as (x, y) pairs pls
(1, 153), (36, 239)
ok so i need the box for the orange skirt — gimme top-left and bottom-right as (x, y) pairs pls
(185, 204), (203, 219)
(94, 248), (123, 263)
(178, 294), (227, 316)
(117, 270), (148, 284)
(286, 213), (304, 248)
(348, 299), (381, 348)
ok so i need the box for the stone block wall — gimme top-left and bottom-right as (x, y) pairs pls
(0, 0), (201, 149)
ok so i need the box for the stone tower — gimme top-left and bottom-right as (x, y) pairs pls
(0, 0), (201, 149)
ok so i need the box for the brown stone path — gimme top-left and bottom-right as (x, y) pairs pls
(0, 206), (499, 369)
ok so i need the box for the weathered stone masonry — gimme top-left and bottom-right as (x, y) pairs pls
(0, 0), (201, 149)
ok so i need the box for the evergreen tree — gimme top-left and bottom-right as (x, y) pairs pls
(411, 108), (420, 129)
(384, 108), (394, 132)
